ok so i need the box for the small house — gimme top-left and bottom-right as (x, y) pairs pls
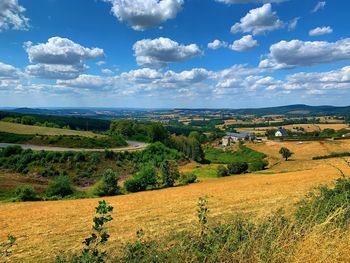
(222, 132), (256, 146)
(275, 128), (288, 137)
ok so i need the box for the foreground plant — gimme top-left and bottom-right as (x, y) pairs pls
(55, 200), (114, 263)
(0, 235), (16, 257)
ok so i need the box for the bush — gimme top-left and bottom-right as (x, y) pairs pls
(124, 164), (158, 193)
(249, 159), (268, 172)
(217, 165), (229, 177)
(124, 178), (145, 193)
(94, 169), (120, 197)
(179, 172), (197, 185)
(15, 185), (38, 201)
(1, 145), (22, 157)
(46, 175), (74, 197)
(227, 162), (248, 175)
(295, 177), (350, 228)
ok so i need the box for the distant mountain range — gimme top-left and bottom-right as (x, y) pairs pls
(3, 104), (350, 118)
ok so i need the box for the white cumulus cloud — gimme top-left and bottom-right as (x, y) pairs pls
(259, 38), (350, 69)
(24, 37), (104, 80)
(102, 0), (183, 31)
(133, 37), (202, 67)
(230, 35), (258, 51)
(208, 40), (227, 50)
(0, 62), (22, 79)
(231, 3), (284, 35)
(309, 26), (333, 36)
(215, 0), (287, 4)
(0, 0), (29, 32)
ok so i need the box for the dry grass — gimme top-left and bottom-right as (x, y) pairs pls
(2, 140), (350, 262)
(0, 121), (103, 138)
(0, 166), (342, 262)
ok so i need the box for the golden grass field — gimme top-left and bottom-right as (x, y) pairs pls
(0, 121), (103, 138)
(236, 123), (350, 134)
(1, 140), (350, 262)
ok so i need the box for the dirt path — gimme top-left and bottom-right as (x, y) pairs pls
(0, 141), (148, 152)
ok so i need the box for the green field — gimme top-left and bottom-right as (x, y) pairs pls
(0, 121), (103, 138)
(205, 145), (267, 164)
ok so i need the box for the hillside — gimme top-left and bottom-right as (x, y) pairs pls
(1, 139), (350, 262)
(5, 104), (350, 119)
(0, 121), (103, 138)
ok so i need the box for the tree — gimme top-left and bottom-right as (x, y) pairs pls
(279, 147), (293, 161)
(161, 160), (180, 187)
(94, 169), (120, 197)
(227, 162), (248, 175)
(148, 123), (169, 143)
(217, 165), (229, 177)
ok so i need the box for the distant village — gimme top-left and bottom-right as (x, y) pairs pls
(222, 126), (350, 146)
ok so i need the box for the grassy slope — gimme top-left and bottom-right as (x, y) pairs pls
(0, 121), (103, 138)
(2, 140), (350, 261)
(1, 162), (347, 262)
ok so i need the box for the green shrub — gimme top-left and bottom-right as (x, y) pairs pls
(179, 172), (197, 185)
(124, 178), (144, 193)
(15, 185), (38, 201)
(46, 175), (74, 197)
(227, 162), (248, 175)
(217, 165), (229, 177)
(313, 152), (350, 160)
(249, 159), (268, 172)
(295, 177), (350, 228)
(94, 169), (120, 197)
(1, 145), (22, 157)
(124, 164), (158, 193)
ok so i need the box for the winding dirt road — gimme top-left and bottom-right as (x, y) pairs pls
(0, 141), (148, 152)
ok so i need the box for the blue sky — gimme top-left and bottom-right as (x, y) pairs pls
(0, 0), (349, 108)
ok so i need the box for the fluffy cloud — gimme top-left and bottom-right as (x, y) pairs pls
(102, 0), (183, 31)
(163, 68), (212, 83)
(231, 4), (283, 35)
(215, 0), (287, 4)
(311, 1), (326, 13)
(0, 62), (22, 79)
(259, 38), (350, 69)
(121, 68), (163, 83)
(230, 35), (258, 51)
(133, 37), (202, 67)
(57, 74), (114, 90)
(208, 40), (227, 50)
(309, 26), (333, 36)
(101, 69), (113, 75)
(25, 37), (104, 65)
(0, 0), (29, 32)
(215, 75), (280, 94)
(26, 64), (87, 80)
(24, 37), (104, 80)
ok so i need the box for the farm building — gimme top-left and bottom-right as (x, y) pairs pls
(342, 133), (350, 138)
(222, 132), (256, 146)
(275, 128), (288, 137)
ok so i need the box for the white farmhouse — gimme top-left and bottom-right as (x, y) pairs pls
(275, 128), (288, 137)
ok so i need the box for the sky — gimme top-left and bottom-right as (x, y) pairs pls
(0, 0), (349, 108)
